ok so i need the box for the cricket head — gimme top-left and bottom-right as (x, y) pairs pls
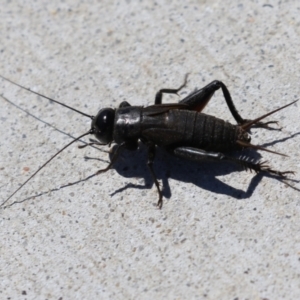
(91, 108), (115, 144)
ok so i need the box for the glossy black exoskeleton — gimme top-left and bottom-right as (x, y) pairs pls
(0, 74), (296, 208)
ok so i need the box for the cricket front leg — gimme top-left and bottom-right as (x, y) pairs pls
(94, 143), (126, 175)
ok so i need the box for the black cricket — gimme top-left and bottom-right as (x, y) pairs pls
(0, 74), (296, 208)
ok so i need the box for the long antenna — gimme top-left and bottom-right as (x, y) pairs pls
(0, 74), (93, 119)
(0, 130), (93, 208)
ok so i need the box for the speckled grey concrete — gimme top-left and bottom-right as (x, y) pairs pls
(1, 1), (300, 299)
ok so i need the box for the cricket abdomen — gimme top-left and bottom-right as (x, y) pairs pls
(141, 109), (248, 152)
(189, 112), (241, 151)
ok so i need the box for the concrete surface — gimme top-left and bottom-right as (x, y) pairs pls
(0, 1), (300, 299)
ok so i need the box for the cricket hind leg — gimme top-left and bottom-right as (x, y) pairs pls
(155, 75), (279, 129)
(179, 80), (278, 129)
(155, 75), (247, 123)
(173, 147), (294, 177)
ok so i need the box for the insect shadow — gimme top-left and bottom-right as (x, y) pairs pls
(3, 131), (299, 208)
(84, 133), (300, 204)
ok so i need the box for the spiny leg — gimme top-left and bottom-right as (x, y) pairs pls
(173, 147), (294, 177)
(179, 80), (277, 128)
(155, 76), (246, 125)
(147, 144), (163, 208)
(155, 74), (189, 104)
